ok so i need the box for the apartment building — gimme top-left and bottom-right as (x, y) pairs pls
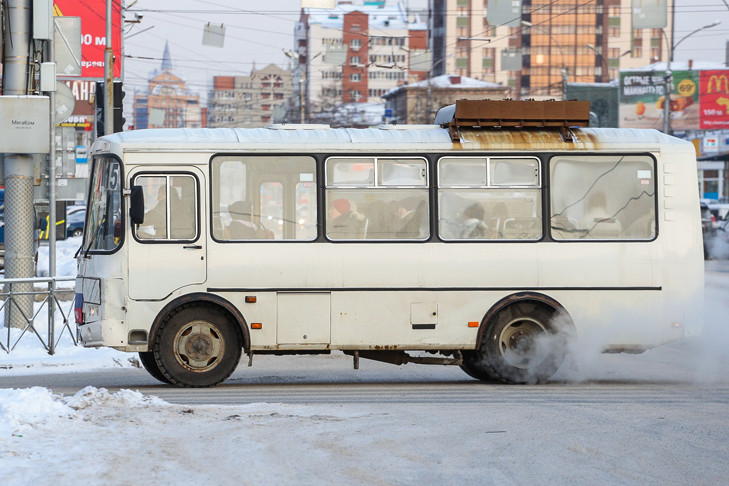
(429, 0), (673, 99)
(293, 1), (428, 121)
(207, 64), (293, 128)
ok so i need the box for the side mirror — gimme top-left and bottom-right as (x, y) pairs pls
(129, 185), (145, 225)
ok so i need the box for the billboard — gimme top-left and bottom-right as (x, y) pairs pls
(53, 0), (122, 79)
(619, 70), (700, 131)
(699, 70), (729, 130)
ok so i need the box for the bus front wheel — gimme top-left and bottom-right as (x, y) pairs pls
(153, 305), (242, 387)
(138, 351), (172, 384)
(462, 302), (571, 384)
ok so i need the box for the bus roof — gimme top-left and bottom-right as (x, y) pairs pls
(92, 124), (693, 155)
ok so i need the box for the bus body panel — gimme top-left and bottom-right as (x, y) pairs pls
(76, 124), (704, 364)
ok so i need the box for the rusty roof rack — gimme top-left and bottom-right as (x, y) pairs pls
(435, 99), (590, 142)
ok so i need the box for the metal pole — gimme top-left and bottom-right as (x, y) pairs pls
(48, 21), (56, 279)
(662, 34), (672, 135)
(104, 0), (114, 135)
(3, 0), (36, 329)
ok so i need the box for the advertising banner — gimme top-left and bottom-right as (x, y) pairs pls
(53, 0), (122, 79)
(699, 70), (729, 129)
(619, 70), (700, 131)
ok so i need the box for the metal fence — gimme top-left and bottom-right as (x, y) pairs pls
(0, 276), (77, 354)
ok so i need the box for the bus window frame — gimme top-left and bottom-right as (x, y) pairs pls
(209, 153), (320, 244)
(84, 153), (125, 256)
(131, 171), (202, 245)
(324, 155), (431, 242)
(546, 152), (659, 243)
(436, 155), (544, 243)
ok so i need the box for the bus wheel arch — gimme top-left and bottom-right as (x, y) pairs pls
(464, 293), (575, 384)
(149, 293), (250, 354)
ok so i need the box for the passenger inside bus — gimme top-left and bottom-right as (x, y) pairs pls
(327, 198), (364, 238)
(140, 185), (167, 238)
(227, 201), (271, 239)
(459, 203), (489, 239)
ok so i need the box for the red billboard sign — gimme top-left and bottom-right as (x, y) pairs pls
(699, 70), (729, 129)
(53, 0), (122, 79)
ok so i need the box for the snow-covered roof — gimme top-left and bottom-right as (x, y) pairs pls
(622, 61), (729, 72)
(305, 1), (410, 30)
(382, 74), (505, 98)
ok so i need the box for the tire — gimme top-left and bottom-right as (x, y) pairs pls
(462, 302), (571, 384)
(153, 305), (242, 387)
(138, 351), (172, 384)
(72, 229), (83, 237)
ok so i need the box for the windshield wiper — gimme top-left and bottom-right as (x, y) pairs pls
(83, 217), (106, 258)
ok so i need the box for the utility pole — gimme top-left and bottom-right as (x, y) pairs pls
(2, 0), (36, 328)
(104, 0), (114, 135)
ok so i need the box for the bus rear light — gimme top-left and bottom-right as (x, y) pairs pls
(251, 323), (262, 329)
(74, 293), (83, 324)
(468, 321), (479, 328)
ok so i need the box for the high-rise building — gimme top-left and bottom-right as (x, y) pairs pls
(207, 64), (293, 128)
(429, 0), (674, 99)
(293, 1), (428, 121)
(132, 42), (202, 129)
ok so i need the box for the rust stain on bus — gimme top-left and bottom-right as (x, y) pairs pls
(456, 128), (602, 151)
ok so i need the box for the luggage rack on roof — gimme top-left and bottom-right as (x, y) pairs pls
(435, 99), (590, 142)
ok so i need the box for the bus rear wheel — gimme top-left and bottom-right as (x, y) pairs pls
(462, 302), (570, 384)
(153, 306), (242, 387)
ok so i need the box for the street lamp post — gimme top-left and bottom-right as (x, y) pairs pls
(521, 21), (567, 98)
(586, 44), (631, 82)
(662, 20), (721, 134)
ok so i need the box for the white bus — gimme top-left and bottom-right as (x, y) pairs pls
(75, 100), (704, 387)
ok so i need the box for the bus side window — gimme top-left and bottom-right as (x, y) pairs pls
(550, 155), (656, 240)
(437, 156), (542, 241)
(134, 174), (198, 241)
(325, 157), (429, 241)
(211, 155), (318, 241)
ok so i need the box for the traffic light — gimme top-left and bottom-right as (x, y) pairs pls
(113, 81), (126, 133)
(95, 81), (105, 138)
(95, 81), (126, 136)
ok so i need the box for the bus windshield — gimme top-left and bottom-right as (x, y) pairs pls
(84, 156), (123, 252)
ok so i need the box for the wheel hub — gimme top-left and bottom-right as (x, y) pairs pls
(499, 317), (547, 369)
(174, 320), (224, 371)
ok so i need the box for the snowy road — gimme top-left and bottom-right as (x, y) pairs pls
(0, 262), (727, 484)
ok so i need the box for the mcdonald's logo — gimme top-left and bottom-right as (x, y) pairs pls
(707, 75), (729, 94)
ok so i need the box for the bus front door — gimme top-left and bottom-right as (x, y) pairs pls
(128, 170), (206, 300)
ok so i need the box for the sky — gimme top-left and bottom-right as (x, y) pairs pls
(120, 0), (729, 107)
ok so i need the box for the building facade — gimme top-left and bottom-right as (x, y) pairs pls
(132, 42), (202, 129)
(429, 0), (674, 99)
(382, 74), (511, 124)
(293, 1), (428, 121)
(207, 64), (293, 128)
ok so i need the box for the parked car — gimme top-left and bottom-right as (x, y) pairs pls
(713, 219), (729, 260)
(66, 208), (85, 238)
